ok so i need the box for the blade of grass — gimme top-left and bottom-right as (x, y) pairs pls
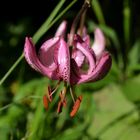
(0, 53), (24, 86)
(91, 0), (105, 25)
(46, 0), (78, 33)
(0, 0), (78, 86)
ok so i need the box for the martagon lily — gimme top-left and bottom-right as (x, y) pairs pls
(24, 1), (111, 117)
(24, 20), (112, 117)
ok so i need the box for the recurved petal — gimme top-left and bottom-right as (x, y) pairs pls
(55, 21), (67, 37)
(72, 49), (85, 67)
(76, 42), (96, 74)
(70, 41), (96, 84)
(72, 35), (91, 68)
(54, 38), (70, 82)
(24, 37), (58, 79)
(76, 52), (112, 84)
(92, 28), (105, 58)
(24, 37), (42, 72)
(39, 37), (60, 69)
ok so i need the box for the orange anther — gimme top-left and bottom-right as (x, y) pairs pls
(43, 95), (49, 110)
(70, 95), (82, 117)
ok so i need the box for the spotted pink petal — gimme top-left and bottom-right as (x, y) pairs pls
(54, 38), (70, 82)
(75, 52), (112, 84)
(92, 28), (105, 58)
(24, 37), (59, 80)
(55, 21), (67, 37)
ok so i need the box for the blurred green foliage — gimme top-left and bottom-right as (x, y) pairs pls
(0, 0), (140, 140)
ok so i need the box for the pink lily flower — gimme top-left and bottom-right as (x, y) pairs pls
(24, 21), (112, 117)
(24, 21), (70, 83)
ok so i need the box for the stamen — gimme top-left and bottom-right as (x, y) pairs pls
(57, 87), (67, 114)
(57, 101), (63, 114)
(59, 91), (67, 107)
(70, 95), (82, 117)
(46, 86), (52, 102)
(60, 87), (67, 101)
(46, 81), (61, 102)
(49, 81), (61, 96)
(43, 95), (49, 110)
(70, 86), (76, 103)
(62, 99), (67, 107)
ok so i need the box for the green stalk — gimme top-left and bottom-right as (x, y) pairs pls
(122, 0), (131, 78)
(0, 53), (24, 86)
(46, 0), (78, 35)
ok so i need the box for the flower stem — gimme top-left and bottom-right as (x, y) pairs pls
(68, 0), (90, 46)
(79, 9), (87, 36)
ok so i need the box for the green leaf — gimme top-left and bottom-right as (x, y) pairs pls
(87, 84), (139, 140)
(122, 74), (140, 102)
(91, 0), (105, 25)
(14, 78), (47, 102)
